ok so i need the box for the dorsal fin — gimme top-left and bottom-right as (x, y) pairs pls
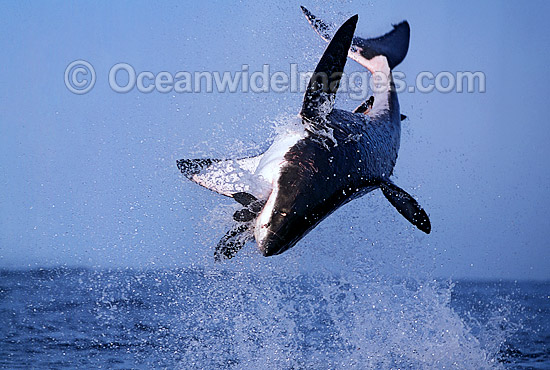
(300, 14), (358, 121)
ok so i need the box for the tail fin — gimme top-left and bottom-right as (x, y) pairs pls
(353, 21), (410, 70)
(301, 6), (410, 70)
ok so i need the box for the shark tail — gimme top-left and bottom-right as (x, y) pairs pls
(301, 6), (410, 71)
(352, 21), (410, 70)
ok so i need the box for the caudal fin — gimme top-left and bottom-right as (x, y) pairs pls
(353, 21), (410, 70)
(301, 6), (410, 70)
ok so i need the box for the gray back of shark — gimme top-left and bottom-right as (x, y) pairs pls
(177, 8), (430, 260)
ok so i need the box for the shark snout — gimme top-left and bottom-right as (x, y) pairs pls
(257, 230), (286, 257)
(255, 210), (300, 256)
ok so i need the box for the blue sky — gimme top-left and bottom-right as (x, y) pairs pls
(1, 1), (549, 280)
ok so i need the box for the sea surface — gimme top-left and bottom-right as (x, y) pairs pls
(0, 268), (548, 369)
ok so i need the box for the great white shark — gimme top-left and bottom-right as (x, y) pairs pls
(177, 7), (431, 260)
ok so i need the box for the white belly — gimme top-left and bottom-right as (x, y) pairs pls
(255, 133), (303, 183)
(253, 126), (305, 243)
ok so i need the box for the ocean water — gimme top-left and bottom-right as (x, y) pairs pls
(0, 267), (548, 369)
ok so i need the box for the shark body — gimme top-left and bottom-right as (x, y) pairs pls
(177, 8), (430, 260)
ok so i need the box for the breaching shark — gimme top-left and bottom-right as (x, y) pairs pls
(177, 7), (431, 260)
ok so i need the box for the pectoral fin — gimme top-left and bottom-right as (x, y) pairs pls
(176, 154), (265, 198)
(380, 181), (431, 234)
